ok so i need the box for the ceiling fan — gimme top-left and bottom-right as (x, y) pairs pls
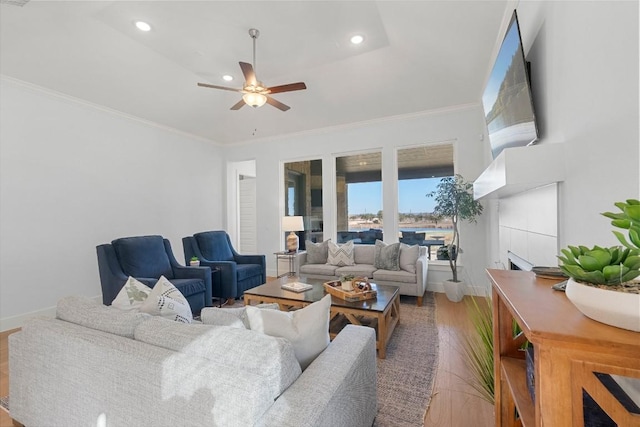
(197, 28), (307, 111)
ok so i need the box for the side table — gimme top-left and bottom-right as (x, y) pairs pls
(274, 251), (305, 278)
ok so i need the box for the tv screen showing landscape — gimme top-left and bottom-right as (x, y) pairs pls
(482, 11), (538, 159)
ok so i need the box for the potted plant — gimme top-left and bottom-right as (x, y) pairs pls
(427, 174), (483, 302)
(189, 256), (200, 267)
(339, 274), (355, 291)
(558, 244), (640, 331)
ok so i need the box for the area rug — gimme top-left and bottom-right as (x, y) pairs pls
(0, 293), (438, 426)
(374, 292), (439, 426)
(0, 395), (8, 414)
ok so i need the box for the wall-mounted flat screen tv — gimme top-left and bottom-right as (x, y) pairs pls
(482, 10), (539, 159)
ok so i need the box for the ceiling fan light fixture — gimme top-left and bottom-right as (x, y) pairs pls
(243, 92), (267, 108)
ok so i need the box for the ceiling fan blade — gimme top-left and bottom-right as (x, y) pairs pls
(230, 99), (246, 110)
(265, 95), (290, 112)
(197, 82), (241, 92)
(239, 62), (257, 86)
(267, 82), (307, 94)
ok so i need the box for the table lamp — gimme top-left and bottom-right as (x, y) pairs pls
(282, 216), (304, 252)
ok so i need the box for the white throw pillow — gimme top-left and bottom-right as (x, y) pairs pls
(399, 243), (420, 274)
(245, 295), (331, 370)
(327, 240), (356, 267)
(140, 276), (193, 323)
(111, 276), (152, 311)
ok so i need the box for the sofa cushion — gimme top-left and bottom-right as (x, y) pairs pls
(112, 276), (152, 311)
(399, 243), (420, 274)
(134, 317), (301, 400)
(354, 244), (375, 265)
(373, 269), (417, 284)
(335, 265), (378, 278)
(56, 296), (151, 338)
(305, 240), (329, 264)
(201, 307), (248, 329)
(300, 263), (339, 276)
(246, 294), (331, 370)
(140, 276), (193, 323)
(374, 240), (401, 271)
(201, 304), (280, 329)
(327, 240), (355, 267)
(112, 235), (173, 279)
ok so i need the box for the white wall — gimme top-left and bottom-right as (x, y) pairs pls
(223, 105), (491, 294)
(512, 1), (639, 249)
(481, 1), (639, 268)
(0, 78), (224, 330)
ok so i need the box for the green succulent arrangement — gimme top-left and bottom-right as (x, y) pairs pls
(602, 198), (640, 250)
(557, 199), (640, 286)
(558, 245), (640, 285)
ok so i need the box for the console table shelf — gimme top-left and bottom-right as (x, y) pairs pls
(488, 269), (640, 427)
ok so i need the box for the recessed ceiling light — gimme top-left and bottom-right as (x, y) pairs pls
(350, 34), (364, 45)
(135, 21), (151, 32)
(222, 75), (233, 82)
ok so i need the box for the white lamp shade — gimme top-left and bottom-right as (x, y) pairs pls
(282, 216), (304, 232)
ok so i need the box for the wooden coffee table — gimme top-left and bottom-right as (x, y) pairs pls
(244, 276), (400, 358)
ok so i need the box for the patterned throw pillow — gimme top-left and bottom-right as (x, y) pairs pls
(327, 240), (356, 267)
(305, 240), (330, 264)
(140, 276), (193, 323)
(111, 276), (152, 310)
(374, 240), (401, 271)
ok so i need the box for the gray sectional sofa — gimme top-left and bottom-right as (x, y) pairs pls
(299, 242), (429, 306)
(9, 296), (377, 427)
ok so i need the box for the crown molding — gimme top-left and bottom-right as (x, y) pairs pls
(227, 102), (481, 147)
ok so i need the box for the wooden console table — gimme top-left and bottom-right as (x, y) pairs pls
(488, 269), (640, 427)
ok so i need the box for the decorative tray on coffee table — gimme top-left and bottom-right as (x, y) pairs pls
(323, 278), (377, 302)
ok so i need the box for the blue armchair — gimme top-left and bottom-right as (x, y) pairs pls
(96, 235), (212, 314)
(182, 231), (266, 302)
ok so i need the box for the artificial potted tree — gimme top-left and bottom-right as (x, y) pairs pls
(427, 174), (483, 302)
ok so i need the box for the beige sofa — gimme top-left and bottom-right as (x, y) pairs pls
(299, 244), (429, 306)
(9, 296), (377, 427)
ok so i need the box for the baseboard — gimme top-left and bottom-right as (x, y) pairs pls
(427, 281), (487, 297)
(0, 295), (102, 332)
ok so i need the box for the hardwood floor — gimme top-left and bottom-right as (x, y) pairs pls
(0, 293), (493, 427)
(425, 293), (494, 426)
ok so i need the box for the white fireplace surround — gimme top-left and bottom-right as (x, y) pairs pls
(475, 143), (564, 271)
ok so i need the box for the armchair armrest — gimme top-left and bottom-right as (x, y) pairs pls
(164, 239), (212, 304)
(199, 260), (237, 299)
(234, 254), (265, 265)
(416, 254), (429, 294)
(234, 254), (266, 283)
(96, 244), (128, 305)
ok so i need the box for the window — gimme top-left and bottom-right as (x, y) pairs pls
(397, 143), (454, 258)
(335, 152), (382, 244)
(284, 159), (323, 248)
